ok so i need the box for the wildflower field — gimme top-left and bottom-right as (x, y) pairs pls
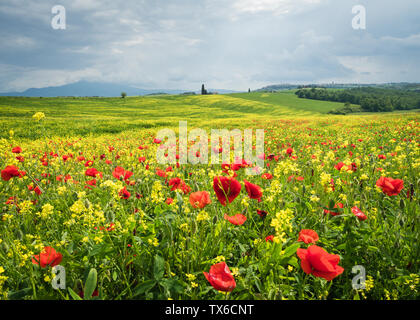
(0, 94), (419, 300)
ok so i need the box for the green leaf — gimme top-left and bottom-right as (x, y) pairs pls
(271, 242), (282, 258)
(283, 243), (300, 258)
(154, 205), (163, 215)
(176, 192), (184, 211)
(133, 280), (157, 297)
(68, 287), (83, 300)
(67, 241), (74, 254)
(154, 255), (165, 280)
(287, 257), (299, 269)
(328, 199), (335, 210)
(278, 276), (296, 281)
(84, 268), (98, 300)
(336, 243), (346, 250)
(160, 279), (184, 294)
(7, 287), (32, 300)
(399, 199), (405, 209)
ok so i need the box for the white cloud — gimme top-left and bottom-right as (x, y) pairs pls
(380, 33), (420, 47)
(69, 0), (104, 11)
(0, 65), (102, 92)
(0, 0), (420, 91)
(232, 0), (323, 15)
(0, 35), (36, 49)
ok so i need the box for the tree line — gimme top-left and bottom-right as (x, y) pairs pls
(295, 87), (420, 112)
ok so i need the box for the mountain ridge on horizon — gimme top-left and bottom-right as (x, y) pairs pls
(0, 81), (241, 97)
(1, 81), (419, 98)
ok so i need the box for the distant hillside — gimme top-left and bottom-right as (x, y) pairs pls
(0, 81), (240, 97)
(256, 82), (420, 92)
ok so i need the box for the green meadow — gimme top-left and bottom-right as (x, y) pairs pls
(0, 92), (362, 140)
(0, 91), (419, 300)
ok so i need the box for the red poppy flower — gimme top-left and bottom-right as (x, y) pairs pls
(286, 148), (293, 156)
(166, 198), (174, 205)
(296, 245), (344, 281)
(78, 290), (99, 299)
(85, 168), (102, 178)
(298, 229), (319, 244)
(265, 235), (274, 242)
(153, 138), (162, 144)
(84, 160), (94, 167)
(32, 246), (63, 268)
(244, 180), (262, 202)
(112, 166), (125, 179)
(156, 169), (167, 178)
(86, 179), (97, 187)
(189, 191), (212, 209)
(34, 186), (42, 195)
(334, 162), (345, 171)
(288, 175), (304, 182)
(168, 177), (182, 191)
(257, 209), (268, 218)
(351, 206), (367, 221)
(1, 165), (22, 181)
(224, 213), (247, 226)
(230, 163), (242, 171)
(262, 173), (273, 180)
(347, 162), (357, 172)
(213, 176), (241, 206)
(112, 166), (133, 181)
(5, 196), (17, 205)
(119, 187), (131, 199)
(181, 183), (191, 195)
(203, 262), (236, 292)
(376, 177), (404, 196)
(12, 146), (22, 153)
(323, 203), (344, 216)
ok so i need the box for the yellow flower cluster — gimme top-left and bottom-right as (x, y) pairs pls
(32, 112), (45, 121)
(0, 266), (7, 299)
(148, 237), (159, 247)
(38, 203), (54, 219)
(19, 200), (34, 215)
(270, 208), (294, 244)
(196, 210), (210, 222)
(405, 274), (420, 292)
(150, 181), (164, 204)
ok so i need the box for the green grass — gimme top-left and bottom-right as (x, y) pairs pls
(0, 93), (416, 140)
(228, 91), (357, 114)
(0, 92), (419, 300)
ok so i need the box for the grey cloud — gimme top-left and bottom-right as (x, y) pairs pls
(0, 0), (419, 92)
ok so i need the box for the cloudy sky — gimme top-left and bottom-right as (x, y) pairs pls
(0, 0), (419, 92)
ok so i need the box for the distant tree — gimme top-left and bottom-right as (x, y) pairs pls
(121, 92), (127, 99)
(201, 84), (207, 95)
(248, 88), (251, 93)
